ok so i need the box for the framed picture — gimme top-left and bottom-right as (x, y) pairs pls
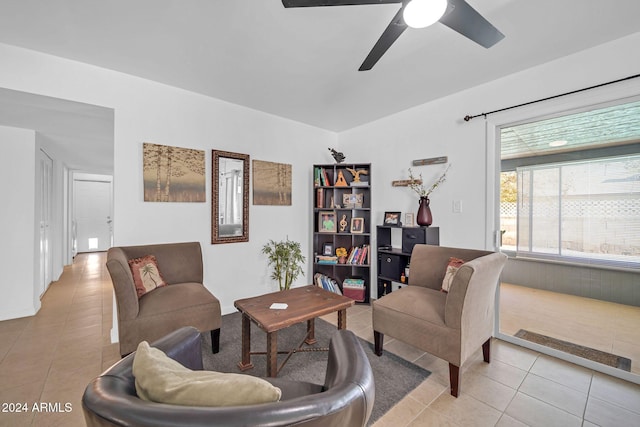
(318, 211), (337, 233)
(342, 193), (364, 208)
(405, 213), (415, 227)
(351, 217), (364, 234)
(252, 160), (292, 206)
(322, 242), (334, 256)
(384, 211), (401, 226)
(143, 143), (206, 203)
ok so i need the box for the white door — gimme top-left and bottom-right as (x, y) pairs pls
(39, 149), (53, 297)
(74, 176), (113, 253)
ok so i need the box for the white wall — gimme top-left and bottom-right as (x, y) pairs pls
(340, 32), (640, 254)
(0, 42), (337, 320)
(1, 31), (639, 321)
(0, 125), (36, 320)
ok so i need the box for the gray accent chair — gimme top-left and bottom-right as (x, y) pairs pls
(373, 244), (507, 397)
(106, 242), (221, 357)
(82, 326), (375, 427)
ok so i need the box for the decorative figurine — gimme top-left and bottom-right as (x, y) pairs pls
(346, 168), (369, 183)
(335, 170), (348, 187)
(339, 214), (348, 232)
(329, 148), (345, 164)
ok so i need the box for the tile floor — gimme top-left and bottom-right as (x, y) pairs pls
(0, 252), (639, 426)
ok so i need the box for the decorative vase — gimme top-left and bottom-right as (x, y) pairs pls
(416, 197), (433, 226)
(338, 256), (347, 264)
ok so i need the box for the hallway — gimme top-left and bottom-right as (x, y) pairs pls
(0, 253), (119, 426)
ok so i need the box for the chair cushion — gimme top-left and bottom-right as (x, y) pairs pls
(128, 255), (168, 298)
(374, 286), (447, 326)
(132, 341), (282, 407)
(441, 257), (465, 293)
(137, 282), (219, 317)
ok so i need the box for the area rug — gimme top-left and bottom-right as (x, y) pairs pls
(201, 312), (430, 425)
(515, 329), (631, 371)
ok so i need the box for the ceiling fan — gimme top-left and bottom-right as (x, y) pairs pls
(281, 0), (505, 71)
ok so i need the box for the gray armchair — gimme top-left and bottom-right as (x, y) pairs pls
(106, 241), (221, 356)
(373, 244), (507, 397)
(82, 326), (375, 427)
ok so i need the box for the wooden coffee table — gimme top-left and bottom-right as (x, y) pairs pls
(234, 285), (355, 377)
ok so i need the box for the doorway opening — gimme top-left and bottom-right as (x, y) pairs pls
(39, 148), (53, 298)
(497, 98), (640, 380)
(72, 173), (113, 255)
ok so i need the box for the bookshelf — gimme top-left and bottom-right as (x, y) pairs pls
(312, 163), (371, 303)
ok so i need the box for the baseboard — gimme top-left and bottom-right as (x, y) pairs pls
(110, 326), (119, 344)
(0, 306), (36, 322)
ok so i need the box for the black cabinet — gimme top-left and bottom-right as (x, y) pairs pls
(379, 253), (406, 279)
(376, 225), (439, 297)
(402, 227), (440, 254)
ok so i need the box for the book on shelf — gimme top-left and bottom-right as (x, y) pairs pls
(345, 245), (369, 265)
(343, 278), (365, 288)
(346, 246), (358, 264)
(316, 188), (324, 208)
(315, 167), (332, 186)
(322, 168), (331, 186)
(358, 245), (369, 265)
(316, 255), (338, 264)
(313, 273), (342, 295)
(314, 167), (321, 187)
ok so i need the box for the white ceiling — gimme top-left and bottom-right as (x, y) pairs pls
(0, 0), (639, 144)
(0, 88), (114, 171)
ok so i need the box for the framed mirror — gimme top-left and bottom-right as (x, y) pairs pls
(212, 150), (249, 244)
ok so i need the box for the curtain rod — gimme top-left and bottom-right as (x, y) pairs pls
(463, 73), (640, 122)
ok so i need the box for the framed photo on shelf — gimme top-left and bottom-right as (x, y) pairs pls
(322, 242), (334, 256)
(405, 213), (415, 227)
(342, 193), (364, 208)
(384, 211), (401, 226)
(318, 211), (337, 233)
(350, 217), (364, 234)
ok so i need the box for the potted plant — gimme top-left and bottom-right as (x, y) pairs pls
(336, 247), (348, 264)
(262, 237), (306, 291)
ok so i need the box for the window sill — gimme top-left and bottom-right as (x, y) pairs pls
(501, 250), (640, 274)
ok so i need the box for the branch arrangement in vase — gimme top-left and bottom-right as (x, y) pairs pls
(407, 164), (451, 199)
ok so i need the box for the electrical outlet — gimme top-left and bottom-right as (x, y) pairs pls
(452, 200), (462, 213)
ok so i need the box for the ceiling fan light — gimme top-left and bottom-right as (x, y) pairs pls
(403, 0), (448, 29)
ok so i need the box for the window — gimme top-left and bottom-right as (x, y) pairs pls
(500, 100), (640, 268)
(514, 156), (640, 267)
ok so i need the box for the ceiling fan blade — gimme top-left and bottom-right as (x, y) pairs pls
(359, 7), (407, 71)
(282, 0), (401, 7)
(438, 0), (504, 48)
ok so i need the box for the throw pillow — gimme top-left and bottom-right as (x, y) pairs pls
(441, 257), (465, 293)
(132, 341), (282, 407)
(128, 255), (168, 298)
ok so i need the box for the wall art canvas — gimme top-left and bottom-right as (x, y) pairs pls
(252, 160), (292, 205)
(143, 142), (206, 202)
